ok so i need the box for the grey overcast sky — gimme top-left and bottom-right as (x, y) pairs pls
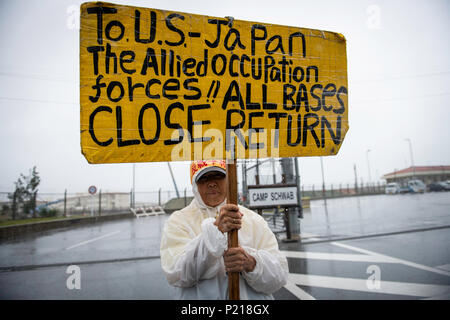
(0, 0), (449, 196)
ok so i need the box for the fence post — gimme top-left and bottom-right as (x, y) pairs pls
(64, 189), (67, 217)
(322, 183), (325, 199)
(158, 188), (161, 206)
(130, 189), (133, 208)
(255, 174), (262, 215)
(184, 188), (187, 207)
(281, 174), (291, 240)
(98, 189), (102, 216)
(32, 191), (37, 218)
(12, 190), (17, 220)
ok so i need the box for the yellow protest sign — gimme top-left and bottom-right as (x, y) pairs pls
(80, 2), (348, 164)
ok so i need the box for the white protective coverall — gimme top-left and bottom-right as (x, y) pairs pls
(160, 182), (289, 300)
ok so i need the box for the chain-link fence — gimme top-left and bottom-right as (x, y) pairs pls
(300, 181), (386, 199)
(239, 158), (386, 200)
(0, 188), (198, 222)
(0, 167), (385, 225)
(236, 158), (387, 237)
(132, 188), (194, 207)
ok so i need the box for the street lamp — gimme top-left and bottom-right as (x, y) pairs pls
(404, 138), (415, 179)
(366, 149), (372, 186)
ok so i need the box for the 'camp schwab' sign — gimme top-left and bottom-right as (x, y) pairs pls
(248, 186), (298, 208)
(80, 2), (348, 163)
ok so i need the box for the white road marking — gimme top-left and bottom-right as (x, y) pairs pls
(65, 230), (121, 250)
(281, 250), (397, 263)
(282, 239), (450, 299)
(330, 241), (450, 277)
(288, 273), (450, 298)
(284, 282), (316, 300)
(422, 292), (450, 300)
(435, 264), (450, 272)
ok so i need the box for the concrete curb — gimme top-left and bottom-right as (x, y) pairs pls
(0, 212), (134, 241)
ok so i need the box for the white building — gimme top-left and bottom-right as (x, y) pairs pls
(47, 192), (130, 215)
(382, 166), (450, 185)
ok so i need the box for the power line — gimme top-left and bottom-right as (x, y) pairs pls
(352, 91), (450, 104)
(0, 71), (75, 83)
(351, 71), (450, 84)
(0, 96), (77, 105)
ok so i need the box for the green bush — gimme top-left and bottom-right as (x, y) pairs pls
(1, 204), (9, 216)
(39, 207), (58, 218)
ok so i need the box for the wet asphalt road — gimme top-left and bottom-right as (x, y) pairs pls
(0, 192), (449, 300)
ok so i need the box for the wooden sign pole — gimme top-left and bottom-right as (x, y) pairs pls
(226, 160), (240, 300)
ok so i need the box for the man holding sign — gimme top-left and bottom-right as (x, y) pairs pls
(160, 160), (288, 299)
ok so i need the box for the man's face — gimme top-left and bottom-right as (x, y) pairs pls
(196, 171), (226, 207)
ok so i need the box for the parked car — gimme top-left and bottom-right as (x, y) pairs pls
(440, 181), (450, 191)
(398, 185), (412, 194)
(385, 182), (400, 194)
(428, 182), (447, 192)
(407, 179), (426, 193)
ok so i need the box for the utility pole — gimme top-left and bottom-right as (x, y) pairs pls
(281, 157), (300, 241)
(271, 158), (277, 184)
(405, 138), (416, 179)
(167, 162), (180, 198)
(354, 164), (359, 194)
(294, 157), (303, 219)
(320, 157), (327, 203)
(256, 159), (260, 184)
